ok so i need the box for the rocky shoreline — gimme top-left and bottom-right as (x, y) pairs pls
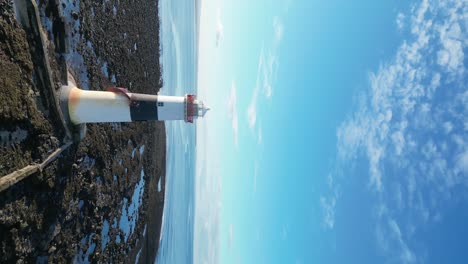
(0, 0), (165, 262)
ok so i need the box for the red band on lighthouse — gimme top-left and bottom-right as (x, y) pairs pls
(185, 94), (196, 123)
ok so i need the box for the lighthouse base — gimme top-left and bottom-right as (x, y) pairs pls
(59, 74), (87, 142)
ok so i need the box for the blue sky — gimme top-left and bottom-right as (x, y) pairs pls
(194, 0), (467, 263)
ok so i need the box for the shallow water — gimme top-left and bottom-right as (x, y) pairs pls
(60, 0), (90, 90)
(73, 150), (145, 262)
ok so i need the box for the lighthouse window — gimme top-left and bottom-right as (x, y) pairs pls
(158, 102), (164, 107)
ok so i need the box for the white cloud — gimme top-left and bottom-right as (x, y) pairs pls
(247, 88), (258, 129)
(428, 73), (441, 97)
(320, 172), (340, 231)
(336, 0), (467, 192)
(437, 21), (464, 72)
(246, 50), (264, 130)
(456, 150), (468, 174)
(411, 0), (429, 33)
(246, 16), (285, 131)
(216, 8), (223, 47)
(320, 196), (336, 229)
(273, 16), (284, 43)
(326, 0), (468, 262)
(388, 219), (416, 263)
(443, 121), (453, 134)
(228, 82), (238, 146)
(391, 130), (406, 155)
(367, 139), (384, 191)
(437, 49), (450, 66)
(396, 12), (405, 30)
(263, 16), (284, 98)
(264, 52), (279, 98)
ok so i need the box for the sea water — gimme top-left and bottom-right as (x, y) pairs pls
(155, 0), (198, 263)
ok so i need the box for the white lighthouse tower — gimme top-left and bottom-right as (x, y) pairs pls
(60, 79), (209, 125)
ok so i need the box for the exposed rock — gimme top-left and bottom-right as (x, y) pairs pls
(0, 0), (165, 262)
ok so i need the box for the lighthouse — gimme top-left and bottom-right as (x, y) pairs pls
(60, 80), (209, 125)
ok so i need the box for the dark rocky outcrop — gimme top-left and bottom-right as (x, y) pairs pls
(0, 0), (165, 262)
